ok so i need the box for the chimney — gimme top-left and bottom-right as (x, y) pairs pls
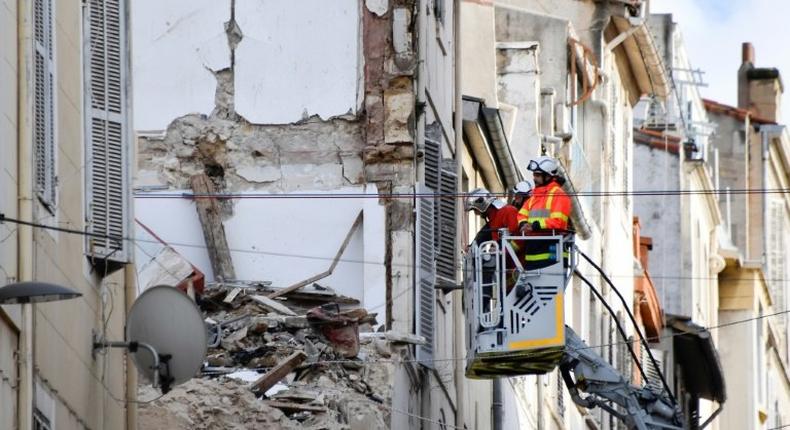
(742, 42), (755, 65)
(738, 42), (754, 109)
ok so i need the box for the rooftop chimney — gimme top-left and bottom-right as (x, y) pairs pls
(738, 42), (755, 109)
(742, 42), (755, 65)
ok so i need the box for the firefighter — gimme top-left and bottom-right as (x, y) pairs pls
(517, 156), (572, 269)
(466, 188), (520, 245)
(508, 180), (534, 210)
(466, 188), (522, 293)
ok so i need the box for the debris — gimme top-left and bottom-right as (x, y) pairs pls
(359, 331), (427, 345)
(264, 401), (327, 413)
(307, 304), (365, 358)
(250, 295), (298, 316)
(250, 351), (307, 394)
(264, 383), (289, 397)
(226, 370), (263, 383)
(223, 287), (242, 303)
(140, 280), (392, 429)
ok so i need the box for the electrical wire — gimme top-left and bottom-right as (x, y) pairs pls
(3, 213), (790, 287)
(575, 269), (650, 385)
(131, 187), (790, 200)
(576, 248), (678, 406)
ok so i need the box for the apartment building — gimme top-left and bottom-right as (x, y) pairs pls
(706, 42), (790, 429)
(0, 0), (134, 428)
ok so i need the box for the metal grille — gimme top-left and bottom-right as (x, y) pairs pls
(86, 0), (128, 263)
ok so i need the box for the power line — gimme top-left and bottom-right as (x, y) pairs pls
(131, 187), (790, 200)
(3, 213), (790, 288)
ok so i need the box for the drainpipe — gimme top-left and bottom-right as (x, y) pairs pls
(758, 125), (785, 266)
(18, 0), (35, 427)
(452, 0), (465, 429)
(125, 265), (138, 429)
(492, 378), (504, 430)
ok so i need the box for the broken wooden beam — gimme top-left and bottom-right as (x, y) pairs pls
(190, 173), (236, 281)
(268, 211), (363, 299)
(250, 295), (297, 316)
(250, 351), (307, 394)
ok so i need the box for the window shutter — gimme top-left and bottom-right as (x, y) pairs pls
(425, 135), (457, 288)
(642, 343), (665, 394)
(436, 162), (457, 286)
(415, 184), (436, 368)
(34, 0), (56, 209)
(85, 0), (129, 265)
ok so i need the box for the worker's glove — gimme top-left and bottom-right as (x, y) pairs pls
(532, 221), (541, 231)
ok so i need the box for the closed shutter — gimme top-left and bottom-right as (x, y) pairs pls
(642, 343), (665, 394)
(34, 0), (56, 210)
(85, 0), (129, 264)
(416, 184), (436, 368)
(425, 136), (457, 289)
(436, 162), (457, 287)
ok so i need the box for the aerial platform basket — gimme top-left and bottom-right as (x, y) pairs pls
(464, 233), (574, 379)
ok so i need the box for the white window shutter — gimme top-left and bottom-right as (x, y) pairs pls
(85, 0), (129, 265)
(34, 0), (56, 210)
(415, 184), (436, 368)
(436, 162), (457, 286)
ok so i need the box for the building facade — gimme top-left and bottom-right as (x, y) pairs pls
(1, 0), (134, 428)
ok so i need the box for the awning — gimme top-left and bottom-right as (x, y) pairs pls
(669, 317), (726, 403)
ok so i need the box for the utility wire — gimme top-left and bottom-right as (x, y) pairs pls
(132, 187), (790, 200)
(576, 248), (677, 406)
(3, 213), (790, 288)
(575, 269), (650, 385)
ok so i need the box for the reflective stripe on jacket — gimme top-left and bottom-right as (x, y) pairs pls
(517, 180), (571, 231)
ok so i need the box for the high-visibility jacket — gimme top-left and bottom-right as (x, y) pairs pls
(489, 205), (520, 242)
(517, 180), (571, 232)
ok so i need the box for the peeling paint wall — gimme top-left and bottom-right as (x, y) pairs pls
(132, 0), (231, 131)
(235, 0), (361, 124)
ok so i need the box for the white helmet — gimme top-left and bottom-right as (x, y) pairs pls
(465, 188), (497, 214)
(527, 156), (559, 176)
(512, 180), (534, 197)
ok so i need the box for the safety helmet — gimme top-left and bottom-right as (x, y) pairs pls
(465, 188), (497, 214)
(527, 156), (559, 176)
(512, 180), (534, 197)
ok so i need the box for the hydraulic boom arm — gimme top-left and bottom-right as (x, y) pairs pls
(560, 328), (683, 430)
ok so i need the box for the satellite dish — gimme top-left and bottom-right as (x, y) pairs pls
(125, 285), (207, 393)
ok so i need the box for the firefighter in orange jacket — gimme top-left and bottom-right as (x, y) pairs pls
(518, 156), (572, 268)
(466, 188), (522, 293)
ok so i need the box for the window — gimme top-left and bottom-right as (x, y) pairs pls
(34, 0), (56, 210)
(85, 0), (130, 266)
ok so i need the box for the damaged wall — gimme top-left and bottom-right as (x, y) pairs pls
(132, 0), (362, 130)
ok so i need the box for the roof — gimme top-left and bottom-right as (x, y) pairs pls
(668, 317), (727, 403)
(702, 98), (776, 125)
(633, 128), (681, 154)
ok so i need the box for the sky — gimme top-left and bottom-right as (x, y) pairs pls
(651, 0), (790, 125)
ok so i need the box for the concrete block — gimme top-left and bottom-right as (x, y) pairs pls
(384, 90), (414, 143)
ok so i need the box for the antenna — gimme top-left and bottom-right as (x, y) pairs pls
(93, 285), (207, 394)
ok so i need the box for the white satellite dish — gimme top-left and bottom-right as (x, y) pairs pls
(94, 285), (206, 394)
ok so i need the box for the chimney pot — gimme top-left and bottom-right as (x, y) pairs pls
(742, 42), (755, 65)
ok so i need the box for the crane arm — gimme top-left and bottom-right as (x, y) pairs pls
(560, 328), (683, 430)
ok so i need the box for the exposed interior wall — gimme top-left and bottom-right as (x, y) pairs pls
(632, 145), (683, 315)
(461, 1), (498, 106)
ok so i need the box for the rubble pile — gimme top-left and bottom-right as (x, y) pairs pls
(139, 282), (395, 430)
